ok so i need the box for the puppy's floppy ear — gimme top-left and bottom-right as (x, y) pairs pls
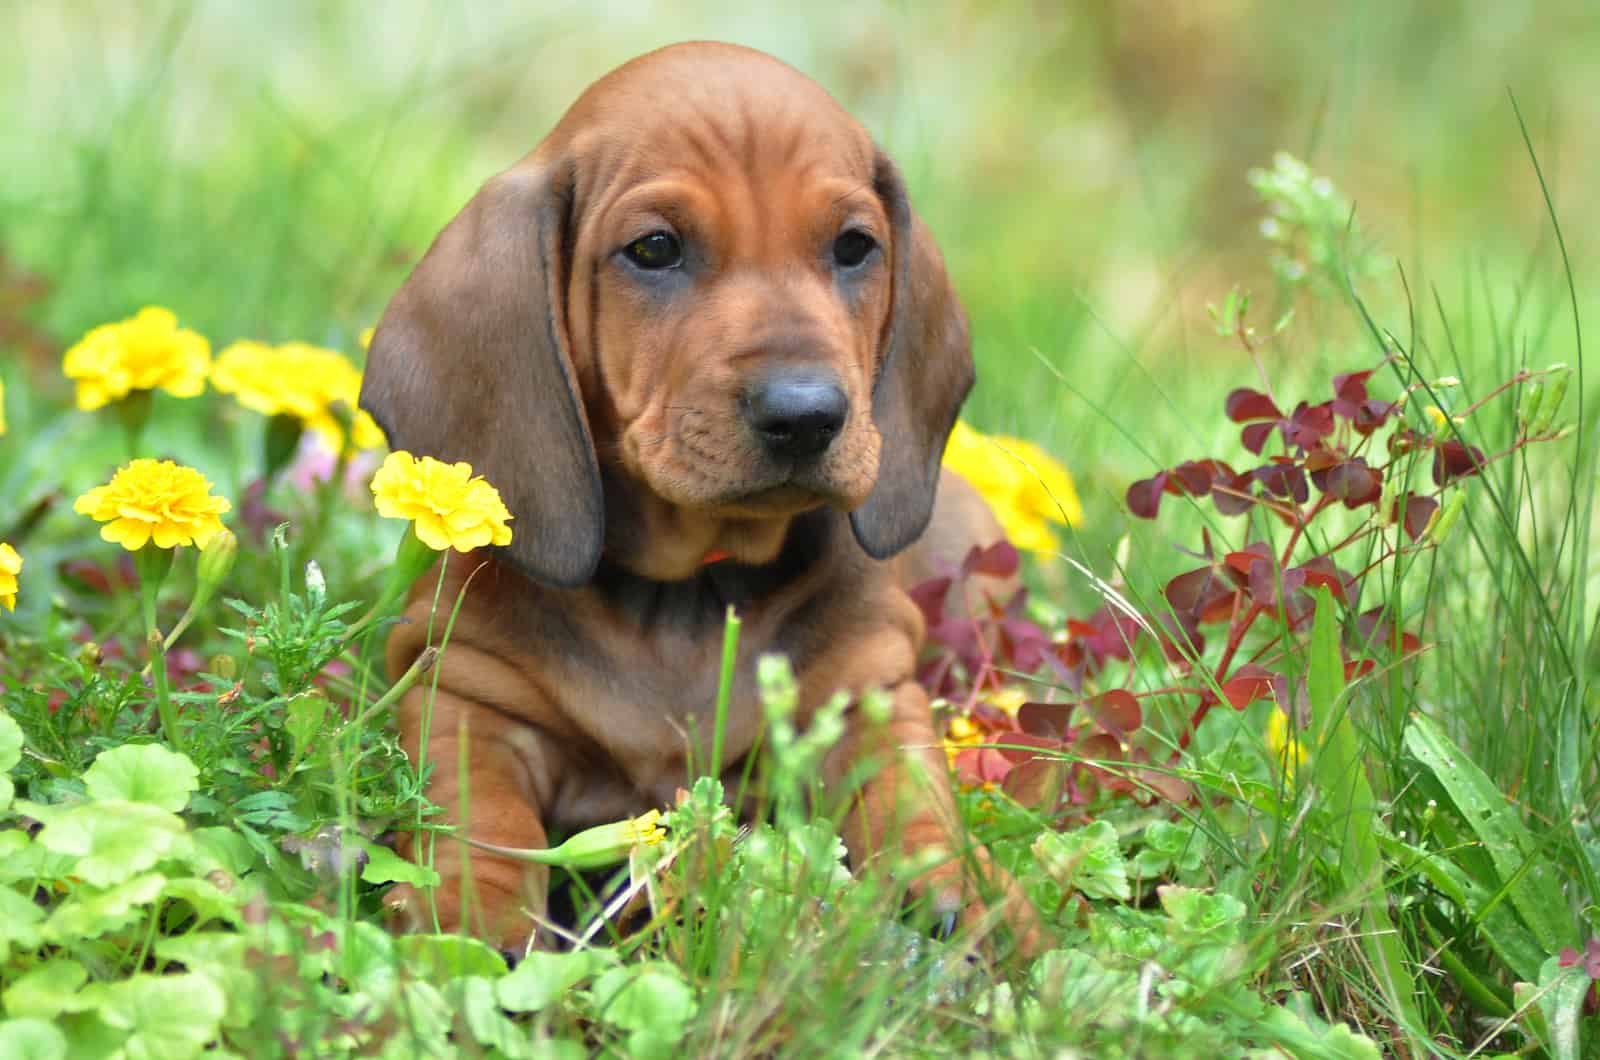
(850, 151), (976, 559)
(361, 159), (604, 587)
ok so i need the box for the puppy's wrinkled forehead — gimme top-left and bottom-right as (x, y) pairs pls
(548, 43), (876, 193)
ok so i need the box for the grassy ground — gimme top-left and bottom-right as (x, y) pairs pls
(1, 2), (1598, 1056)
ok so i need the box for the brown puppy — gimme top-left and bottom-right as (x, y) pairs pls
(361, 42), (1040, 955)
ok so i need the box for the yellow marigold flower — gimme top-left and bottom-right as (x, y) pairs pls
(62, 307), (211, 411)
(981, 687), (1027, 715)
(943, 713), (984, 767)
(942, 420), (1083, 555)
(73, 459), (232, 551)
(1265, 708), (1307, 782)
(0, 375), (7, 435)
(0, 543), (21, 611)
(212, 340), (386, 453)
(370, 450), (513, 552)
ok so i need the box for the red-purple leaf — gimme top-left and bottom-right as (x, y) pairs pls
(1226, 388), (1283, 423)
(1001, 756), (1069, 810)
(996, 731), (1066, 765)
(952, 747), (1012, 787)
(906, 576), (953, 629)
(1222, 542), (1272, 578)
(1319, 457), (1383, 508)
(1165, 565), (1241, 625)
(1252, 461), (1309, 503)
(1298, 557), (1351, 604)
(1432, 440), (1486, 485)
(1241, 421), (1276, 455)
(1353, 398), (1397, 436)
(1330, 370), (1373, 420)
(1018, 701), (1076, 740)
(1126, 472), (1169, 519)
(1084, 689), (1142, 741)
(1283, 401), (1336, 449)
(1393, 493), (1439, 542)
(1220, 664), (1277, 709)
(964, 540), (1020, 579)
(1210, 469), (1257, 516)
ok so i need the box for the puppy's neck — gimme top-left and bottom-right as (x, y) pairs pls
(600, 469), (811, 582)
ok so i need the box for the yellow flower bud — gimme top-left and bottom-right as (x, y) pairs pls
(472, 810), (667, 871)
(1427, 489), (1468, 546)
(197, 528), (238, 596)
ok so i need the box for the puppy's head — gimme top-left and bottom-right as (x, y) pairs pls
(362, 43), (972, 587)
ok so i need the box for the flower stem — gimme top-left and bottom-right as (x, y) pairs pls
(710, 606), (741, 776)
(134, 546), (181, 750)
(343, 525), (436, 644)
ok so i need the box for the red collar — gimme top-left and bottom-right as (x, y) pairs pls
(701, 549), (733, 565)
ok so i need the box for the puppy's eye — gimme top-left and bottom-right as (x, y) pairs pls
(623, 231), (683, 270)
(832, 229), (877, 269)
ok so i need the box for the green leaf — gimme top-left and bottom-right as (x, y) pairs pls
(56, 1010), (123, 1060)
(1375, 830), (1544, 981)
(455, 976), (536, 1059)
(395, 934), (508, 979)
(1158, 885), (1245, 943)
(80, 972), (225, 1060)
(37, 800), (189, 887)
(498, 949), (617, 1012)
(356, 838), (440, 888)
(3, 958), (89, 1019)
(1031, 819), (1130, 901)
(82, 744), (198, 812)
(284, 691), (329, 766)
(43, 872), (166, 941)
(1404, 713), (1575, 953)
(590, 963), (696, 1039)
(154, 934), (258, 1029)
(0, 886), (45, 959)
(393, 980), (451, 1048)
(0, 709), (20, 811)
(0, 828), (75, 886)
(159, 876), (243, 927)
(1306, 587), (1423, 1040)
(188, 826), (257, 878)
(1534, 955), (1589, 1060)
(0, 1019), (67, 1060)
(0, 708), (22, 772)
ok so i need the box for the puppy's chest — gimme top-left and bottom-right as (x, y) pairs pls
(528, 576), (838, 805)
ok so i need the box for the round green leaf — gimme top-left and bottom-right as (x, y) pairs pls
(456, 976), (536, 1060)
(396, 934), (507, 979)
(0, 1018), (67, 1060)
(38, 801), (188, 887)
(89, 972), (225, 1060)
(3, 959), (88, 1019)
(498, 949), (616, 1013)
(83, 744), (199, 813)
(590, 963), (696, 1036)
(43, 873), (166, 942)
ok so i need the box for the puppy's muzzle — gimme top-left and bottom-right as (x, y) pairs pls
(742, 368), (849, 461)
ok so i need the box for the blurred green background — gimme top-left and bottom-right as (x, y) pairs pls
(1, 0), (1594, 584)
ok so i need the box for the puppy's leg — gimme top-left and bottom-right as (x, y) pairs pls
(822, 674), (1044, 957)
(386, 685), (555, 952)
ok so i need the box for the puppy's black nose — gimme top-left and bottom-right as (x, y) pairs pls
(743, 371), (848, 460)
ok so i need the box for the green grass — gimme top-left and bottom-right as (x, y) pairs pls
(2, 3), (1599, 1057)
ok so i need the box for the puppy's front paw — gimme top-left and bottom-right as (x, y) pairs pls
(381, 872), (539, 956)
(911, 848), (1045, 959)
